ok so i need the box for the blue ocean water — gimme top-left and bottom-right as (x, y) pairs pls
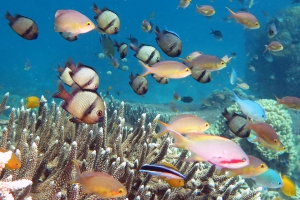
(0, 0), (288, 104)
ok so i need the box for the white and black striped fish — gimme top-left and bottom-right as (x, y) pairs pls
(52, 82), (104, 124)
(191, 69), (212, 83)
(114, 40), (128, 59)
(66, 59), (99, 90)
(5, 11), (38, 40)
(151, 74), (169, 84)
(129, 72), (148, 95)
(92, 3), (120, 35)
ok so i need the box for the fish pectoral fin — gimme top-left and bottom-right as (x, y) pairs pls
(69, 117), (84, 123)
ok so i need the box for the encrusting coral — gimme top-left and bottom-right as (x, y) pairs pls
(0, 92), (261, 199)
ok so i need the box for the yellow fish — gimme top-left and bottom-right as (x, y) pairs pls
(196, 5), (216, 16)
(71, 160), (127, 198)
(264, 41), (283, 53)
(26, 96), (39, 108)
(155, 114), (209, 138)
(188, 55), (227, 72)
(138, 60), (191, 79)
(226, 7), (260, 29)
(0, 148), (21, 170)
(281, 175), (296, 197)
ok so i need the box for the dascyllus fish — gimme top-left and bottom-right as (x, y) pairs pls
(57, 63), (74, 86)
(222, 109), (250, 138)
(66, 59), (99, 91)
(128, 36), (160, 65)
(181, 96), (193, 103)
(5, 11), (38, 40)
(155, 26), (182, 57)
(129, 72), (148, 95)
(52, 82), (105, 124)
(92, 3), (120, 34)
(114, 40), (128, 59)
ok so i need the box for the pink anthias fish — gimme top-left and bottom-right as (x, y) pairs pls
(168, 130), (249, 169)
(54, 10), (95, 37)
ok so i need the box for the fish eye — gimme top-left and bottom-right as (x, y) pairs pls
(156, 57), (160, 62)
(255, 22), (259, 25)
(221, 61), (225, 64)
(94, 84), (98, 89)
(118, 189), (123, 193)
(260, 164), (265, 168)
(274, 139), (277, 143)
(241, 157), (246, 162)
(96, 110), (102, 116)
(283, 146), (286, 150)
(278, 182), (282, 185)
(87, 22), (91, 26)
(205, 123), (209, 127)
(114, 27), (119, 33)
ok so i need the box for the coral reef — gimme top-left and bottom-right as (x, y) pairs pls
(245, 6), (300, 97)
(0, 93), (262, 199)
(207, 98), (297, 176)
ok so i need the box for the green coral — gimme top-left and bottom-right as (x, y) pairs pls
(207, 99), (296, 176)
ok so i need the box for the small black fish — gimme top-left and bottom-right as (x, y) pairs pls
(5, 11), (38, 40)
(210, 28), (222, 41)
(181, 96), (193, 103)
(222, 109), (250, 138)
(231, 52), (237, 58)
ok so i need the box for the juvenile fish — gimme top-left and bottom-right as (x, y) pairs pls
(0, 148), (21, 170)
(114, 40), (128, 59)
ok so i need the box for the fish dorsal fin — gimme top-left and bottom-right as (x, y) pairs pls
(161, 161), (179, 171)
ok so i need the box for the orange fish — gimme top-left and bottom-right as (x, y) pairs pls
(0, 148), (21, 170)
(71, 160), (127, 198)
(245, 119), (285, 152)
(275, 96), (300, 110)
(226, 7), (260, 29)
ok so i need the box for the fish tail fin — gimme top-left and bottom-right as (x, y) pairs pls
(225, 7), (235, 17)
(154, 121), (169, 138)
(138, 60), (151, 77)
(244, 116), (252, 129)
(274, 95), (283, 105)
(4, 11), (13, 22)
(65, 58), (77, 71)
(113, 40), (119, 47)
(230, 91), (239, 102)
(168, 129), (188, 149)
(263, 45), (268, 53)
(52, 82), (71, 101)
(70, 160), (81, 184)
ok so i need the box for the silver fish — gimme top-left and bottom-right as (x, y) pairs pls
(155, 26), (182, 57)
(100, 34), (115, 58)
(66, 59), (99, 90)
(52, 82), (105, 124)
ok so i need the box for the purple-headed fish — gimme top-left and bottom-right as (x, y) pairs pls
(155, 114), (209, 138)
(140, 163), (186, 188)
(138, 60), (191, 79)
(219, 155), (268, 178)
(71, 160), (127, 198)
(66, 59), (99, 90)
(52, 82), (104, 124)
(226, 7), (260, 29)
(54, 10), (95, 38)
(168, 130), (249, 169)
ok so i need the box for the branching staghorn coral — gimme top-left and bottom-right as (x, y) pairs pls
(0, 93), (261, 199)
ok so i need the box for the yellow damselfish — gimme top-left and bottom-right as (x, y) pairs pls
(26, 96), (39, 108)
